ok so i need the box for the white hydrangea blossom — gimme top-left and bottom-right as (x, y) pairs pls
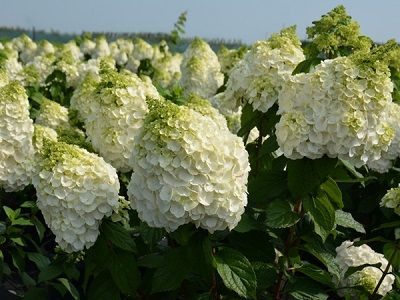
(132, 38), (154, 61)
(180, 38), (224, 98)
(70, 72), (101, 123)
(25, 54), (56, 85)
(276, 56), (397, 170)
(80, 38), (96, 56)
(10, 34), (37, 64)
(34, 40), (55, 57)
(335, 240), (395, 297)
(0, 82), (34, 191)
(32, 141), (120, 252)
(35, 98), (70, 130)
(1, 51), (23, 81)
(152, 52), (183, 88)
(32, 124), (58, 153)
(222, 27), (305, 113)
(84, 69), (160, 172)
(217, 46), (247, 76)
(91, 36), (111, 58)
(127, 98), (250, 233)
(380, 185), (400, 215)
(0, 68), (9, 88)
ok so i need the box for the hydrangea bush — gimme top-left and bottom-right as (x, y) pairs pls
(0, 6), (399, 300)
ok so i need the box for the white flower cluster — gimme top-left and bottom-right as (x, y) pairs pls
(0, 81), (34, 191)
(217, 46), (247, 76)
(127, 98), (250, 233)
(84, 68), (159, 172)
(32, 141), (120, 252)
(335, 240), (394, 297)
(380, 185), (400, 215)
(276, 56), (400, 171)
(180, 38), (224, 98)
(152, 52), (183, 88)
(222, 27), (305, 113)
(35, 98), (70, 130)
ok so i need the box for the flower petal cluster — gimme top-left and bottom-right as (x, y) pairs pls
(276, 55), (399, 171)
(180, 38), (224, 98)
(84, 68), (160, 171)
(127, 98), (250, 232)
(32, 141), (119, 252)
(35, 98), (70, 130)
(335, 240), (394, 297)
(222, 27), (305, 113)
(0, 81), (34, 191)
(380, 185), (400, 215)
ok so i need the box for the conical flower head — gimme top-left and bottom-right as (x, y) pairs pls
(84, 68), (160, 172)
(32, 141), (120, 252)
(0, 81), (34, 191)
(128, 98), (250, 232)
(180, 38), (224, 98)
(223, 27), (305, 113)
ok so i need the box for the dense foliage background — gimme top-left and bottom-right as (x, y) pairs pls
(0, 6), (399, 300)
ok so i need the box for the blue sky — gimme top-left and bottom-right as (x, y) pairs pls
(1, 0), (399, 44)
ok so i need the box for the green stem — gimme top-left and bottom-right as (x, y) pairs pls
(371, 244), (398, 297)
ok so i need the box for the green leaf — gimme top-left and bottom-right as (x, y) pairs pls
(32, 217), (46, 241)
(12, 218), (34, 226)
(384, 243), (400, 269)
(108, 252), (140, 296)
(252, 262), (277, 290)
(234, 213), (260, 233)
(287, 277), (329, 300)
(335, 210), (365, 233)
(265, 199), (300, 228)
(21, 272), (36, 287)
(287, 157), (337, 197)
(248, 170), (287, 208)
(58, 278), (79, 300)
(137, 254), (164, 268)
(238, 103), (263, 139)
(3, 206), (15, 221)
(292, 58), (322, 75)
(101, 220), (136, 253)
(320, 177), (343, 209)
(304, 194), (335, 242)
(151, 247), (190, 293)
(11, 237), (25, 246)
(344, 263), (382, 278)
(38, 265), (64, 282)
(373, 220), (400, 232)
(27, 252), (50, 270)
(301, 238), (340, 280)
(88, 271), (121, 300)
(20, 201), (36, 208)
(297, 262), (334, 288)
(214, 247), (257, 299)
(139, 222), (165, 248)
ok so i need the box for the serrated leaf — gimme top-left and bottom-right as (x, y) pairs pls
(57, 278), (79, 300)
(32, 217), (46, 241)
(137, 254), (164, 268)
(304, 194), (335, 242)
(151, 247), (190, 293)
(373, 220), (400, 232)
(287, 157), (337, 197)
(344, 263), (382, 278)
(320, 177), (343, 209)
(108, 252), (140, 296)
(297, 262), (334, 288)
(27, 252), (50, 270)
(234, 213), (260, 233)
(252, 262), (277, 290)
(214, 247), (257, 299)
(265, 199), (300, 228)
(335, 210), (365, 233)
(101, 220), (136, 253)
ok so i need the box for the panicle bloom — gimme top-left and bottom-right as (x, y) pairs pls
(276, 54), (400, 171)
(335, 241), (394, 298)
(222, 27), (305, 113)
(84, 67), (160, 171)
(380, 185), (400, 215)
(32, 141), (120, 252)
(0, 82), (34, 191)
(35, 98), (70, 130)
(217, 45), (247, 76)
(179, 38), (224, 98)
(127, 98), (250, 233)
(132, 38), (154, 61)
